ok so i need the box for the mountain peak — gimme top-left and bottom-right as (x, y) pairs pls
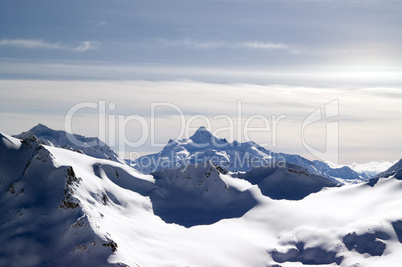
(14, 125), (125, 165)
(189, 127), (220, 145)
(31, 123), (52, 132)
(29, 124), (63, 138)
(191, 126), (211, 137)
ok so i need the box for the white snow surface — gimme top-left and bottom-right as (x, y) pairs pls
(1, 131), (402, 266)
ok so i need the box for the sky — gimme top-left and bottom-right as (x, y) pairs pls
(0, 0), (401, 164)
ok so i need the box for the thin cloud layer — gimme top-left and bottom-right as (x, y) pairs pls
(1, 79), (401, 163)
(0, 38), (100, 52)
(0, 39), (63, 50)
(141, 38), (368, 57)
(1, 60), (400, 87)
(152, 39), (292, 51)
(0, 37), (363, 57)
(74, 41), (100, 52)
(240, 41), (292, 50)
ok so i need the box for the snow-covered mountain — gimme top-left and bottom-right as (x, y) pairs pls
(0, 131), (131, 266)
(2, 130), (402, 266)
(131, 126), (365, 183)
(14, 124), (125, 165)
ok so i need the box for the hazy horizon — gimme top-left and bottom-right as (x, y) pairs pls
(1, 0), (401, 164)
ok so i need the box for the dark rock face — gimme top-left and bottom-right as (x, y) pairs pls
(366, 177), (380, 187)
(60, 167), (80, 209)
(102, 240), (118, 252)
(270, 241), (343, 265)
(391, 220), (402, 243)
(342, 231), (389, 256)
(150, 161), (258, 228)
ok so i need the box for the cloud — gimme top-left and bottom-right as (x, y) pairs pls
(74, 41), (100, 52)
(0, 39), (64, 50)
(152, 38), (226, 49)
(147, 38), (364, 57)
(290, 47), (367, 55)
(348, 161), (397, 174)
(152, 39), (291, 51)
(0, 39), (100, 52)
(239, 41), (366, 55)
(1, 60), (401, 87)
(240, 41), (292, 50)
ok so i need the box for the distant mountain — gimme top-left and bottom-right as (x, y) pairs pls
(14, 124), (125, 165)
(131, 126), (273, 173)
(312, 160), (368, 182)
(131, 126), (365, 184)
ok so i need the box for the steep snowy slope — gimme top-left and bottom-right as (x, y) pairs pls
(151, 161), (258, 227)
(2, 131), (402, 266)
(132, 126), (364, 183)
(14, 124), (125, 164)
(0, 132), (122, 266)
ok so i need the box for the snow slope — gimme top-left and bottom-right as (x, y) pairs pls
(1, 131), (402, 266)
(233, 163), (338, 200)
(14, 124), (125, 165)
(131, 126), (365, 183)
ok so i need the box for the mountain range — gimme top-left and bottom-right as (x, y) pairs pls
(1, 125), (402, 266)
(131, 126), (367, 184)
